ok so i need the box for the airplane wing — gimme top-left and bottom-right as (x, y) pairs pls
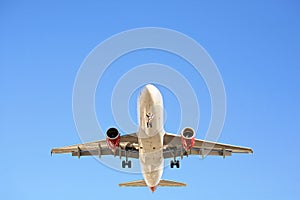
(51, 133), (139, 159)
(163, 133), (253, 159)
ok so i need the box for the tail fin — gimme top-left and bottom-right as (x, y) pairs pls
(119, 179), (186, 187)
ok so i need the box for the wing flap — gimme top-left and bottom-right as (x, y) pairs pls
(163, 148), (232, 159)
(71, 148), (139, 159)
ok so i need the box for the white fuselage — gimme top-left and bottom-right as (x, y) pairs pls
(137, 84), (165, 188)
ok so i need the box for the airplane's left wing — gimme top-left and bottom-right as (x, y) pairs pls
(51, 133), (139, 159)
(163, 133), (253, 159)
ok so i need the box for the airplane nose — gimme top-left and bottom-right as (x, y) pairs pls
(145, 84), (154, 89)
(139, 83), (163, 106)
(143, 84), (154, 95)
(140, 84), (154, 101)
(141, 84), (160, 97)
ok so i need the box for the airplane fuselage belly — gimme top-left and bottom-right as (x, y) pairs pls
(138, 84), (164, 187)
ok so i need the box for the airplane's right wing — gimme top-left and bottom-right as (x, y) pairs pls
(51, 133), (139, 159)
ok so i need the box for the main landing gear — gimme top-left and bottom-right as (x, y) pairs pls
(121, 150), (132, 168)
(122, 160), (132, 168)
(170, 160), (180, 168)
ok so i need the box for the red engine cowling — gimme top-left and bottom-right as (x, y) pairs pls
(181, 127), (195, 151)
(106, 128), (120, 150)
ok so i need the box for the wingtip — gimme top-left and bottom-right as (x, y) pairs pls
(250, 149), (254, 154)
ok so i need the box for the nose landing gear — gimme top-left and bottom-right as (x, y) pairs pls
(146, 113), (154, 128)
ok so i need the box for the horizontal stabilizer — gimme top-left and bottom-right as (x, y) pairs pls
(119, 179), (186, 187)
(159, 180), (186, 186)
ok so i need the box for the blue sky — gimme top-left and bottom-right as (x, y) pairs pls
(1, 0), (300, 199)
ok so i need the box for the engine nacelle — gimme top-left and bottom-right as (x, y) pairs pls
(181, 127), (195, 151)
(106, 128), (120, 150)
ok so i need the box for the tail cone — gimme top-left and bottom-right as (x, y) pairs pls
(149, 186), (157, 192)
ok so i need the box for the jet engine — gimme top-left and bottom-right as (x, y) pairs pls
(181, 127), (195, 151)
(106, 127), (120, 150)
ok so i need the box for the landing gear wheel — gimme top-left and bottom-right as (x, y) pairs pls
(121, 160), (132, 168)
(176, 160), (180, 168)
(170, 160), (174, 168)
(170, 160), (180, 168)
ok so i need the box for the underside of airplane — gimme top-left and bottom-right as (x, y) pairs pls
(51, 84), (253, 192)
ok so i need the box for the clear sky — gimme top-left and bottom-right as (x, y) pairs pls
(1, 0), (300, 199)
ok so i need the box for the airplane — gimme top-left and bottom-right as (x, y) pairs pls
(51, 84), (253, 192)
